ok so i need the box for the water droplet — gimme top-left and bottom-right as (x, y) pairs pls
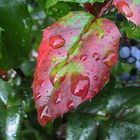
(93, 75), (99, 80)
(41, 81), (46, 87)
(36, 93), (41, 100)
(122, 5), (133, 17)
(70, 74), (90, 98)
(47, 27), (51, 30)
(56, 98), (61, 104)
(53, 90), (62, 104)
(80, 54), (88, 61)
(93, 88), (99, 94)
(41, 106), (50, 118)
(103, 52), (116, 67)
(52, 57), (56, 62)
(92, 52), (100, 61)
(104, 76), (108, 81)
(87, 72), (90, 75)
(49, 35), (65, 49)
(106, 29), (110, 33)
(67, 100), (74, 110)
(44, 67), (48, 71)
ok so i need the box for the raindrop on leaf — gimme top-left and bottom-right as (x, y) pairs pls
(49, 35), (65, 49)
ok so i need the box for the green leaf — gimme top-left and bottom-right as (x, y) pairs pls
(46, 2), (82, 19)
(20, 60), (35, 76)
(0, 79), (22, 107)
(66, 113), (98, 140)
(0, 79), (22, 140)
(67, 86), (140, 140)
(120, 21), (140, 41)
(5, 108), (21, 140)
(0, 27), (3, 59)
(37, 0), (105, 10)
(0, 79), (13, 105)
(0, 0), (32, 70)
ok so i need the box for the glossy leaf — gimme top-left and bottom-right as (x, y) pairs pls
(37, 0), (105, 11)
(0, 79), (13, 105)
(0, 0), (32, 70)
(66, 113), (98, 140)
(0, 27), (3, 59)
(20, 60), (35, 76)
(113, 0), (140, 26)
(32, 11), (120, 126)
(0, 79), (22, 140)
(67, 87), (140, 140)
(120, 21), (140, 40)
(5, 108), (21, 140)
(46, 2), (82, 19)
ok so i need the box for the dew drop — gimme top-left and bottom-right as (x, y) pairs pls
(93, 88), (99, 94)
(41, 106), (50, 118)
(49, 35), (65, 49)
(103, 52), (116, 67)
(67, 100), (75, 110)
(36, 93), (41, 100)
(93, 75), (99, 80)
(44, 67), (48, 71)
(106, 29), (110, 33)
(80, 54), (88, 61)
(53, 90), (62, 104)
(87, 72), (90, 75)
(92, 52), (100, 61)
(70, 74), (90, 98)
(52, 57), (56, 62)
(56, 98), (61, 104)
(41, 81), (46, 87)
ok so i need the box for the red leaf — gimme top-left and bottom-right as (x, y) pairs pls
(113, 0), (140, 26)
(32, 12), (120, 126)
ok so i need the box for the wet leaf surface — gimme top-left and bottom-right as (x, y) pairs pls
(66, 86), (140, 140)
(114, 0), (140, 26)
(0, 0), (32, 69)
(32, 11), (120, 126)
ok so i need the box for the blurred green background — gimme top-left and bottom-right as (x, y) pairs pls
(0, 0), (140, 140)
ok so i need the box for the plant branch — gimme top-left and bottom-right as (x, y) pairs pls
(97, 0), (114, 18)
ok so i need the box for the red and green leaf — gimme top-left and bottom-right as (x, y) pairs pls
(113, 0), (140, 26)
(32, 11), (120, 126)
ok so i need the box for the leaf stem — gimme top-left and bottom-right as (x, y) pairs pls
(97, 0), (114, 18)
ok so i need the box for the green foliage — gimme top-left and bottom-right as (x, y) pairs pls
(0, 0), (140, 140)
(0, 0), (32, 70)
(67, 86), (140, 140)
(37, 0), (105, 10)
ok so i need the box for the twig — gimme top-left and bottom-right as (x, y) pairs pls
(97, 0), (114, 18)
